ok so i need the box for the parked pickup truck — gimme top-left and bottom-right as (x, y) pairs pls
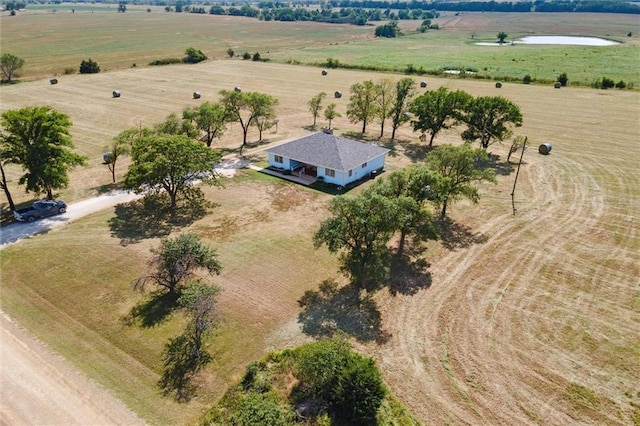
(13, 200), (67, 222)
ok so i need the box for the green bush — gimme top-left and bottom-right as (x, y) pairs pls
(230, 393), (294, 426)
(184, 47), (207, 64)
(79, 58), (100, 74)
(522, 74), (532, 84)
(149, 58), (182, 66)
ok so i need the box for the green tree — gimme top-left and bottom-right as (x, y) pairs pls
(324, 103), (341, 128)
(366, 166), (440, 257)
(557, 72), (568, 87)
(497, 31), (508, 43)
(117, 2), (126, 12)
(104, 128), (142, 183)
(154, 112), (197, 137)
(374, 20), (400, 38)
(178, 281), (220, 365)
(0, 53), (25, 83)
(79, 58), (100, 74)
(230, 393), (294, 426)
(183, 47), (207, 64)
(219, 90), (278, 153)
(308, 92), (327, 127)
(346, 80), (379, 134)
(183, 102), (228, 147)
(389, 77), (417, 141)
(226, 48), (235, 57)
(137, 233), (222, 295)
(314, 193), (397, 291)
(123, 134), (221, 211)
(461, 96), (523, 148)
(409, 87), (472, 147)
(0, 106), (87, 200)
(374, 78), (394, 138)
(426, 144), (497, 218)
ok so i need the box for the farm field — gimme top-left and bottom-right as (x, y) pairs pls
(1, 9), (639, 86)
(1, 58), (639, 424)
(1, 8), (640, 425)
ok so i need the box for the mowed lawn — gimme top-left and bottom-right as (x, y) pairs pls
(1, 35), (639, 425)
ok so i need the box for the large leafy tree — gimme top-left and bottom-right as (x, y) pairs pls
(374, 78), (394, 138)
(346, 80), (379, 134)
(461, 96), (523, 148)
(308, 92), (326, 127)
(410, 87), (472, 147)
(0, 53), (25, 83)
(123, 134), (221, 211)
(389, 77), (417, 141)
(426, 144), (497, 218)
(219, 90), (278, 153)
(183, 102), (228, 147)
(0, 106), (87, 201)
(314, 193), (397, 291)
(104, 127), (146, 183)
(366, 166), (440, 257)
(137, 233), (222, 295)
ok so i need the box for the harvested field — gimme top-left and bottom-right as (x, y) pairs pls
(1, 59), (639, 424)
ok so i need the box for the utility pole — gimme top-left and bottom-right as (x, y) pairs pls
(511, 136), (527, 215)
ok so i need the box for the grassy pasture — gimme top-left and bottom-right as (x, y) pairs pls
(1, 59), (639, 424)
(1, 10), (639, 424)
(1, 9), (639, 86)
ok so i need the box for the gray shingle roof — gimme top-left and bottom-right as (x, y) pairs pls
(265, 132), (389, 172)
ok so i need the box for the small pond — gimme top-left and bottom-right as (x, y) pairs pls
(476, 36), (619, 46)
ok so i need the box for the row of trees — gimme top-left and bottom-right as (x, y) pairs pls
(308, 78), (523, 148)
(315, 144), (496, 291)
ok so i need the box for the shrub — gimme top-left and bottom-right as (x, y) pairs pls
(242, 52), (251, 60)
(615, 80), (626, 89)
(325, 57), (340, 69)
(79, 58), (100, 74)
(252, 52), (261, 61)
(226, 48), (234, 57)
(149, 58), (182, 66)
(522, 74), (533, 84)
(63, 67), (75, 75)
(230, 393), (294, 426)
(557, 72), (568, 87)
(183, 47), (207, 64)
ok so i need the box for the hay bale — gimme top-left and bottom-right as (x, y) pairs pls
(50, 78), (58, 85)
(495, 81), (503, 88)
(420, 80), (427, 88)
(112, 90), (121, 98)
(102, 152), (112, 164)
(234, 86), (242, 92)
(334, 91), (342, 98)
(322, 69), (328, 75)
(538, 143), (552, 155)
(193, 91), (201, 99)
(554, 82), (562, 89)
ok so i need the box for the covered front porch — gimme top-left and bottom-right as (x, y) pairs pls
(250, 165), (317, 186)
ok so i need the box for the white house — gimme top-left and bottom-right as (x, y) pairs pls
(265, 132), (390, 187)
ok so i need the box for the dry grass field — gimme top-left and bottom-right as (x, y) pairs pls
(1, 20), (639, 426)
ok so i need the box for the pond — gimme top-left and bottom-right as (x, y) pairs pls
(476, 36), (619, 46)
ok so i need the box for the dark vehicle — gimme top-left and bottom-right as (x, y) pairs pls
(13, 200), (67, 222)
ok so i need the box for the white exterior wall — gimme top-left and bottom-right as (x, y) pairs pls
(267, 153), (291, 170)
(319, 154), (386, 186)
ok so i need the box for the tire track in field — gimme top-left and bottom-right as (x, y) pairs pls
(376, 151), (628, 425)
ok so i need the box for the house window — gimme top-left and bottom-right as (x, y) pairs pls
(348, 170), (353, 177)
(274, 155), (283, 163)
(325, 168), (335, 177)
(361, 162), (368, 168)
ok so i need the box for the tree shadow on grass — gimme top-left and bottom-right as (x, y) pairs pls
(388, 253), (432, 296)
(123, 290), (179, 328)
(435, 217), (489, 250)
(298, 280), (390, 344)
(108, 193), (214, 245)
(159, 332), (212, 402)
(399, 140), (436, 162)
(482, 152), (518, 176)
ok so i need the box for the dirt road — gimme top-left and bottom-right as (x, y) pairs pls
(0, 311), (145, 425)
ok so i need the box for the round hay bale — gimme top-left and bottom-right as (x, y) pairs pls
(334, 91), (342, 98)
(50, 78), (58, 85)
(234, 86), (242, 92)
(193, 91), (201, 99)
(322, 69), (328, 75)
(554, 82), (562, 89)
(102, 152), (112, 164)
(112, 90), (121, 98)
(538, 143), (552, 155)
(420, 80), (427, 88)
(495, 81), (503, 88)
